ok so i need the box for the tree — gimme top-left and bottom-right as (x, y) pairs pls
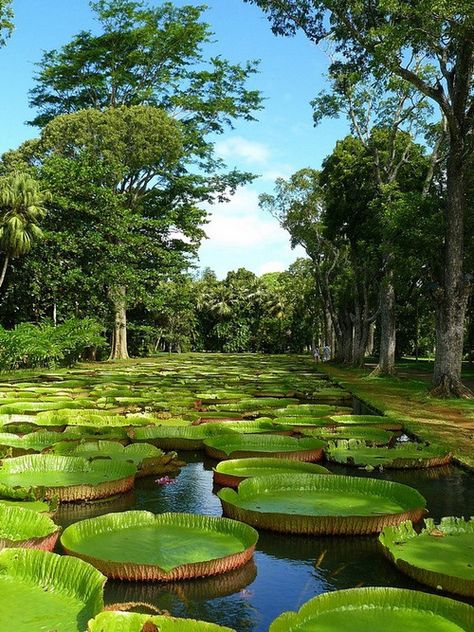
(0, 0), (12, 47)
(0, 173), (49, 289)
(313, 68), (436, 376)
(41, 106), (187, 360)
(259, 168), (363, 364)
(246, 0), (474, 396)
(24, 0), (262, 358)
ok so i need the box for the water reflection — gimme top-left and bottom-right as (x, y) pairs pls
(53, 451), (474, 631)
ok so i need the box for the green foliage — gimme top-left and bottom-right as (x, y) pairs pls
(0, 0), (12, 47)
(0, 319), (106, 370)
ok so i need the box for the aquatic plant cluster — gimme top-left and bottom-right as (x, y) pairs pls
(0, 354), (471, 630)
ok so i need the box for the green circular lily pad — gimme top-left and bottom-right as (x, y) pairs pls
(269, 587), (474, 631)
(325, 440), (451, 469)
(87, 610), (235, 631)
(51, 440), (179, 478)
(219, 473), (426, 534)
(204, 435), (326, 462)
(0, 431), (65, 455)
(0, 504), (59, 551)
(302, 426), (395, 445)
(274, 404), (350, 418)
(329, 415), (403, 431)
(61, 511), (258, 581)
(0, 454), (136, 502)
(379, 517), (474, 597)
(213, 457), (330, 488)
(0, 548), (105, 632)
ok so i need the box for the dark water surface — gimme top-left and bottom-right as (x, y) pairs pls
(55, 453), (474, 631)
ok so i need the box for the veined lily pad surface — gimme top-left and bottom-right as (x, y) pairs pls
(88, 610), (236, 631)
(61, 511), (259, 581)
(328, 414), (404, 431)
(0, 504), (60, 550)
(219, 474), (426, 534)
(325, 440), (452, 469)
(0, 431), (65, 454)
(0, 498), (53, 513)
(274, 404), (350, 418)
(0, 548), (105, 632)
(269, 587), (474, 631)
(379, 517), (474, 597)
(129, 421), (279, 450)
(0, 454), (136, 501)
(204, 435), (326, 462)
(213, 457), (330, 488)
(302, 426), (395, 446)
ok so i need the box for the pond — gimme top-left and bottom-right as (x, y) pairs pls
(55, 451), (474, 631)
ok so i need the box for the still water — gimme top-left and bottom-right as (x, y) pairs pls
(55, 452), (474, 631)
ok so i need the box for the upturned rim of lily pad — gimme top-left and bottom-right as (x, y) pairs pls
(379, 517), (474, 597)
(218, 473), (426, 535)
(61, 510), (258, 581)
(268, 586), (474, 631)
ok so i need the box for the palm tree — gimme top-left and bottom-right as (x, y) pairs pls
(0, 172), (49, 288)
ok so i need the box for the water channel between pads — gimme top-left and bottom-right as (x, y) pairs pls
(54, 447), (474, 632)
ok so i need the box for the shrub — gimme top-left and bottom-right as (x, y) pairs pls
(0, 318), (106, 370)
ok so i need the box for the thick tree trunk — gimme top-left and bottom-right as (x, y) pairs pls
(108, 286), (130, 360)
(352, 317), (368, 367)
(431, 146), (472, 397)
(333, 307), (352, 364)
(371, 271), (396, 376)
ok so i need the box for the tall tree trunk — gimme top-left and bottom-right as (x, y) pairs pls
(108, 286), (130, 360)
(333, 306), (352, 364)
(371, 270), (396, 376)
(0, 255), (9, 289)
(431, 147), (472, 397)
(366, 322), (375, 356)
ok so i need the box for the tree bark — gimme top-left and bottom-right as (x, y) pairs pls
(371, 270), (396, 376)
(108, 286), (130, 360)
(333, 306), (352, 364)
(366, 322), (375, 356)
(0, 255), (9, 289)
(431, 145), (472, 397)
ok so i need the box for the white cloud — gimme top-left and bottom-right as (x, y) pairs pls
(215, 136), (270, 165)
(261, 163), (295, 182)
(204, 187), (261, 218)
(259, 260), (286, 275)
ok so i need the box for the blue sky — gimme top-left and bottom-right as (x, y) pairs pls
(0, 0), (349, 278)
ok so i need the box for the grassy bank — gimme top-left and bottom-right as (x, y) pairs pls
(322, 361), (474, 470)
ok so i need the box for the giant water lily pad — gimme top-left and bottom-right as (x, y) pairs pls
(274, 404), (351, 418)
(269, 587), (474, 631)
(88, 610), (235, 631)
(379, 517), (474, 597)
(61, 511), (258, 581)
(204, 435), (326, 462)
(213, 457), (330, 488)
(0, 454), (136, 501)
(0, 504), (59, 551)
(0, 431), (66, 455)
(129, 421), (277, 450)
(325, 440), (452, 469)
(0, 548), (105, 631)
(213, 397), (298, 412)
(328, 414), (403, 431)
(218, 474), (426, 534)
(302, 426), (395, 446)
(51, 440), (180, 478)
